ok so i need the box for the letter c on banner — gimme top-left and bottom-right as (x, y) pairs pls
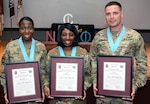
(63, 13), (73, 24)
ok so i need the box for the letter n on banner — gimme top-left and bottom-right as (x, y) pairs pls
(46, 29), (56, 42)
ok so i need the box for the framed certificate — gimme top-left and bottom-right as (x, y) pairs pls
(5, 61), (42, 103)
(97, 55), (133, 98)
(50, 56), (84, 97)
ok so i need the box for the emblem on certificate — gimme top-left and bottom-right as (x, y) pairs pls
(5, 61), (42, 103)
(97, 55), (133, 98)
(50, 56), (84, 97)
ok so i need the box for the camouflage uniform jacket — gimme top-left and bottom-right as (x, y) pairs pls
(90, 27), (148, 103)
(1, 39), (47, 104)
(44, 46), (92, 104)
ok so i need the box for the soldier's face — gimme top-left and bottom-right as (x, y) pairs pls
(61, 28), (75, 47)
(105, 5), (123, 29)
(19, 20), (35, 42)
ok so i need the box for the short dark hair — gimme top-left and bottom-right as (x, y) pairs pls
(57, 23), (79, 47)
(105, 1), (122, 10)
(18, 16), (34, 27)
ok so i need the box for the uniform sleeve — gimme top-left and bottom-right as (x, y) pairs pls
(77, 47), (93, 90)
(1, 47), (10, 94)
(40, 46), (48, 89)
(81, 49), (93, 91)
(43, 51), (51, 87)
(43, 48), (59, 87)
(34, 41), (48, 91)
(89, 35), (99, 84)
(133, 35), (148, 91)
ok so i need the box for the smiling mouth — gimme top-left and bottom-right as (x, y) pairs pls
(63, 41), (73, 46)
(65, 41), (71, 44)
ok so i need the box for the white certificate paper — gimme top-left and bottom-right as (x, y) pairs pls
(56, 63), (78, 91)
(12, 67), (36, 97)
(103, 62), (126, 91)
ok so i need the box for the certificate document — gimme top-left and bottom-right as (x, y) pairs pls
(50, 56), (84, 97)
(12, 67), (36, 97)
(97, 55), (132, 98)
(103, 62), (126, 91)
(56, 63), (78, 91)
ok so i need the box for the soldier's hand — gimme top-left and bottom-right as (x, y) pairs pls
(93, 83), (105, 98)
(35, 92), (45, 103)
(43, 85), (53, 99)
(75, 90), (86, 100)
(4, 94), (9, 104)
(122, 88), (135, 101)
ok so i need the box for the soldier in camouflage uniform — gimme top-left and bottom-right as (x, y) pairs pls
(89, 1), (148, 104)
(1, 17), (47, 104)
(43, 23), (92, 104)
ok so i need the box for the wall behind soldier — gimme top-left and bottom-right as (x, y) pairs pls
(2, 0), (150, 29)
(1, 0), (150, 42)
